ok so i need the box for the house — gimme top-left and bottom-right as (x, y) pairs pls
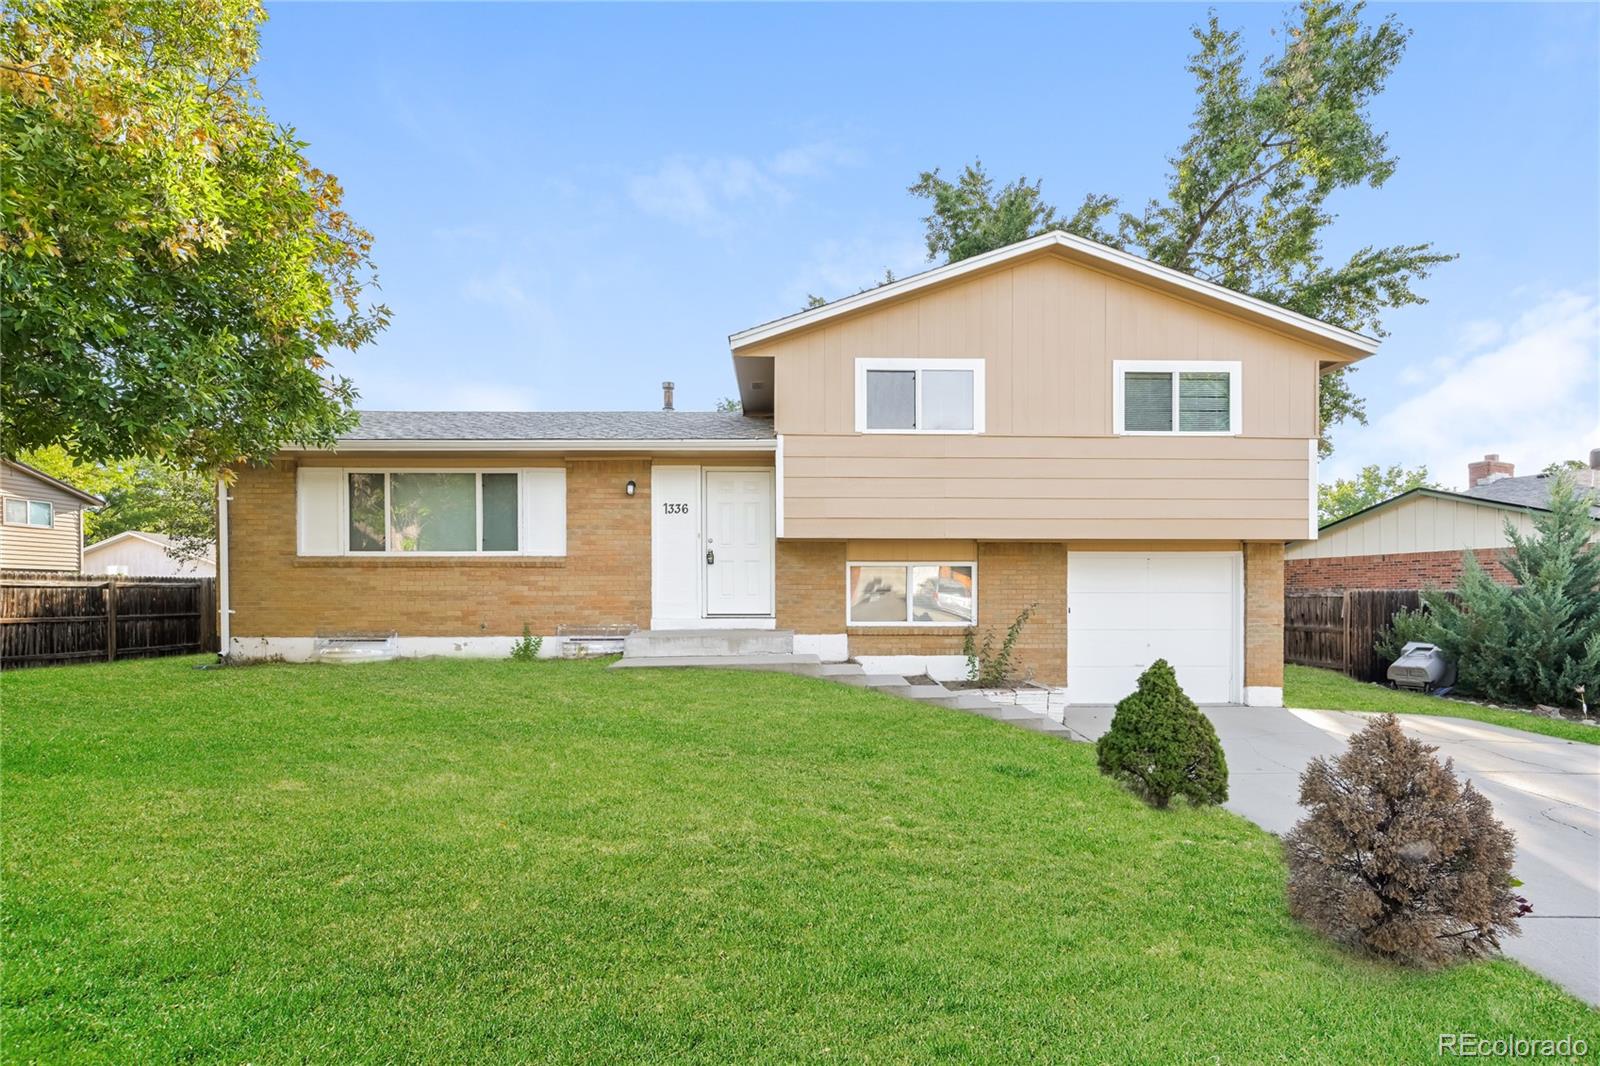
(1286, 452), (1600, 591)
(83, 530), (217, 578)
(220, 231), (1381, 707)
(0, 459), (104, 572)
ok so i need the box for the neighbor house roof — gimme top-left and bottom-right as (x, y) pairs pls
(1464, 472), (1600, 515)
(83, 529), (217, 562)
(1315, 484), (1600, 538)
(1, 458), (105, 506)
(319, 410), (777, 452)
(728, 230), (1381, 359)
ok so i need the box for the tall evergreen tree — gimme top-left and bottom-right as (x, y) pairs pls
(1426, 475), (1600, 707)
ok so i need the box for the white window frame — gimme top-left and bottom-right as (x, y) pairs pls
(342, 468), (525, 557)
(845, 560), (978, 627)
(854, 358), (986, 434)
(1112, 359), (1243, 436)
(2, 496), (54, 528)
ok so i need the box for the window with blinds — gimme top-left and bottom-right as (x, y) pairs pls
(1114, 362), (1240, 435)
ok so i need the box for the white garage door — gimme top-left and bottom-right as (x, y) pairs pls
(1067, 552), (1241, 705)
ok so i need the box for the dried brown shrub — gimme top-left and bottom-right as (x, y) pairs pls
(1284, 715), (1529, 966)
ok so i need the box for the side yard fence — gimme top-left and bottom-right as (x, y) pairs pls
(1284, 589), (1425, 683)
(1, 571), (218, 670)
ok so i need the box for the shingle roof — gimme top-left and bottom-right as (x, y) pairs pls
(341, 410), (775, 442)
(1465, 473), (1600, 517)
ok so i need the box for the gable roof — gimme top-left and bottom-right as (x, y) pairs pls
(1464, 472), (1600, 514)
(322, 410), (776, 451)
(1, 458), (105, 506)
(728, 230), (1381, 359)
(1315, 485), (1600, 538)
(83, 529), (217, 562)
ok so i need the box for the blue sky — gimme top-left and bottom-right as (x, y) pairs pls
(257, 2), (1599, 487)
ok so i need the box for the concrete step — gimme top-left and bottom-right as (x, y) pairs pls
(622, 628), (793, 658)
(834, 673), (912, 688)
(609, 654), (821, 676)
(879, 684), (951, 701)
(816, 662), (865, 678)
(928, 694), (1003, 712)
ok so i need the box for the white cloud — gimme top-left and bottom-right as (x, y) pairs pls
(358, 378), (538, 412)
(627, 141), (855, 230)
(1329, 290), (1600, 488)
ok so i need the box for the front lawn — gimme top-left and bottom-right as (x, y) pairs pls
(1285, 664), (1600, 746)
(4, 657), (1594, 1062)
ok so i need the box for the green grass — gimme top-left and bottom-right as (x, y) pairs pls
(4, 658), (1594, 1063)
(1285, 665), (1600, 746)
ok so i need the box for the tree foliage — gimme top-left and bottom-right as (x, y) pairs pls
(1423, 474), (1600, 708)
(20, 445), (214, 562)
(1285, 715), (1526, 966)
(1095, 659), (1228, 809)
(1, 0), (389, 472)
(1319, 463), (1433, 524)
(909, 1), (1453, 456)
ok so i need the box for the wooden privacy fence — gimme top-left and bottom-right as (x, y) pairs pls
(1, 571), (217, 669)
(1284, 589), (1425, 683)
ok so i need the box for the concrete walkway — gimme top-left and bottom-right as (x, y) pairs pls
(1059, 704), (1600, 1005)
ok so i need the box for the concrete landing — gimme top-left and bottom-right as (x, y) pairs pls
(610, 653), (821, 675)
(622, 628), (794, 658)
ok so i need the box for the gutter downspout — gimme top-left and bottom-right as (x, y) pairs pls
(216, 477), (231, 659)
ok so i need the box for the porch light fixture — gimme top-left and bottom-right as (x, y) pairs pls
(625, 480), (636, 497)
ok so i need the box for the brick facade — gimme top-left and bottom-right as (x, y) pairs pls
(229, 458), (654, 638)
(1244, 542), (1284, 689)
(1285, 548), (1513, 592)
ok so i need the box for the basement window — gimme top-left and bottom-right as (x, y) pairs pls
(847, 562), (976, 626)
(1114, 360), (1242, 435)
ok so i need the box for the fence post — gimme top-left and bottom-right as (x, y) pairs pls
(1340, 589), (1351, 677)
(105, 575), (118, 662)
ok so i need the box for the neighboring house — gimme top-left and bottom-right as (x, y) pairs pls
(0, 459), (104, 572)
(1287, 452), (1600, 591)
(83, 530), (217, 578)
(222, 231), (1380, 707)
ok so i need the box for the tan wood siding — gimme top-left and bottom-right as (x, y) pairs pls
(782, 434), (1311, 541)
(1287, 495), (1547, 560)
(0, 464), (90, 571)
(0, 508), (82, 570)
(749, 253), (1325, 540)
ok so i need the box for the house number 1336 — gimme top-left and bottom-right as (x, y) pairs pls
(662, 502), (690, 515)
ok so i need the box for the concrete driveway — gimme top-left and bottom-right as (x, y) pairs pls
(1059, 704), (1600, 1005)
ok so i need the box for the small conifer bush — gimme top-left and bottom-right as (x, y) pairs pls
(1095, 659), (1228, 808)
(1285, 714), (1528, 966)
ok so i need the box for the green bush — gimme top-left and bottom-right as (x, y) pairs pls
(1095, 659), (1228, 809)
(1373, 604), (1438, 666)
(510, 625), (543, 662)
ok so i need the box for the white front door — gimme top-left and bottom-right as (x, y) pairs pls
(1067, 552), (1242, 705)
(704, 470), (774, 616)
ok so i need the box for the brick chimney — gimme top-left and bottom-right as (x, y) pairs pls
(1467, 453), (1514, 487)
(661, 381), (675, 412)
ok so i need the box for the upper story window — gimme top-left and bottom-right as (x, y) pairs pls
(1113, 360), (1242, 436)
(855, 358), (985, 434)
(3, 497), (54, 528)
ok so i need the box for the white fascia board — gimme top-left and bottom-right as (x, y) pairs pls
(728, 231), (1379, 356)
(299, 438), (778, 454)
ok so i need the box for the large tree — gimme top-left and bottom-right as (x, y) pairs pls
(1, 0), (388, 471)
(1318, 463), (1433, 525)
(20, 446), (215, 562)
(909, 1), (1452, 455)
